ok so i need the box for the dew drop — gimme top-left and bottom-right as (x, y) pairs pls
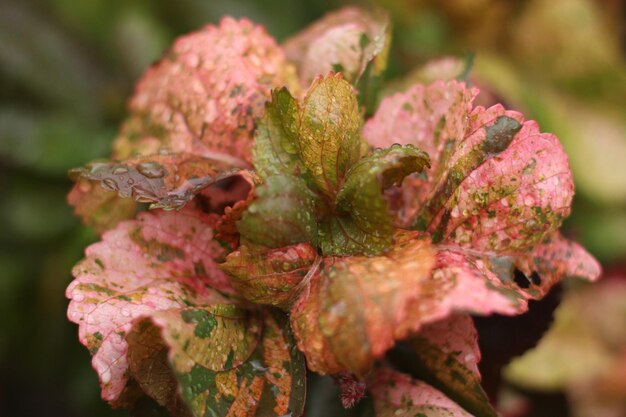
(113, 167), (128, 175)
(137, 161), (166, 178)
(102, 178), (119, 191)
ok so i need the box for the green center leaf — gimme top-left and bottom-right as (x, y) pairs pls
(241, 74), (431, 256)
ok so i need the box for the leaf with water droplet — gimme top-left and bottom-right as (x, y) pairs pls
(297, 73), (363, 197)
(290, 233), (435, 376)
(221, 243), (319, 308)
(70, 153), (251, 220)
(67, 178), (137, 233)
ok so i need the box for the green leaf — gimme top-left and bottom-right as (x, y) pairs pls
(298, 73), (363, 196)
(328, 144), (430, 255)
(237, 175), (318, 248)
(221, 243), (319, 308)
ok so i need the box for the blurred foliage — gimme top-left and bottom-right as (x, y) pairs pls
(0, 0), (623, 416)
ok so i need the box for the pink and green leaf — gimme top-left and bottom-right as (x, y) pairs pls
(67, 204), (236, 403)
(389, 315), (498, 417)
(364, 80), (575, 254)
(369, 367), (474, 417)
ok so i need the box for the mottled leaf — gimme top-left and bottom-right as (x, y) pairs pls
(290, 234), (436, 376)
(389, 315), (497, 417)
(126, 311), (306, 417)
(284, 7), (391, 85)
(369, 367), (474, 417)
(67, 204), (239, 403)
(113, 17), (298, 164)
(237, 175), (318, 248)
(363, 80), (575, 254)
(221, 243), (320, 308)
(69, 153), (250, 210)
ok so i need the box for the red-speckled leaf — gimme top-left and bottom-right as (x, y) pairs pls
(69, 153), (255, 210)
(66, 204), (241, 404)
(284, 7), (390, 86)
(369, 367), (474, 417)
(221, 243), (320, 308)
(363, 80), (575, 254)
(290, 233), (436, 376)
(389, 315), (497, 417)
(113, 17), (298, 163)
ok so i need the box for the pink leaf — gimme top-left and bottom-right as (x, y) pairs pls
(113, 17), (298, 164)
(283, 7), (390, 85)
(66, 203), (238, 403)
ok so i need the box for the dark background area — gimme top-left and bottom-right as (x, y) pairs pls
(0, 0), (624, 416)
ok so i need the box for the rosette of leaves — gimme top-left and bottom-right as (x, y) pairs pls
(67, 8), (601, 417)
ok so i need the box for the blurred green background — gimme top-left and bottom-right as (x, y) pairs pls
(0, 0), (624, 416)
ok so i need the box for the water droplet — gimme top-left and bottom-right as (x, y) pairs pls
(113, 167), (128, 175)
(137, 161), (166, 178)
(102, 178), (118, 191)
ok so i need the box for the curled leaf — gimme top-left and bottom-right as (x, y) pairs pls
(290, 234), (436, 376)
(328, 144), (430, 255)
(397, 232), (600, 339)
(284, 7), (391, 85)
(221, 243), (319, 308)
(114, 17), (297, 163)
(70, 153), (250, 210)
(369, 367), (474, 417)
